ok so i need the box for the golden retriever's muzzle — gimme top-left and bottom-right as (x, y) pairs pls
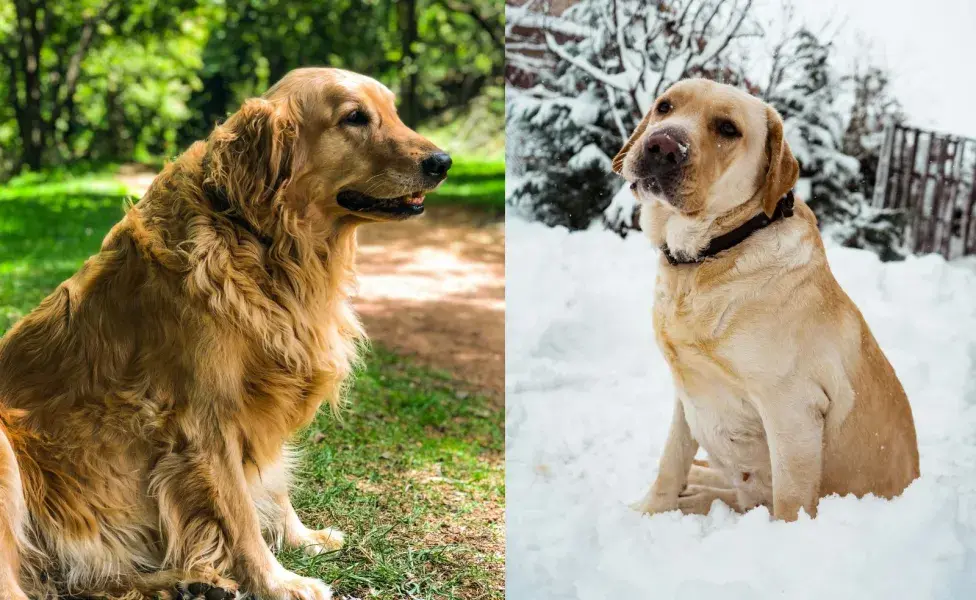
(631, 127), (689, 207)
(336, 151), (453, 218)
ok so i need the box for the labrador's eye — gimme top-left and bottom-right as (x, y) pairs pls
(717, 119), (740, 138)
(656, 101), (672, 115)
(343, 110), (369, 126)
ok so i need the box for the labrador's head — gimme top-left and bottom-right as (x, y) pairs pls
(613, 79), (798, 219)
(203, 67), (451, 229)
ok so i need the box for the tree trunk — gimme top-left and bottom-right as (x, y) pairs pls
(14, 0), (47, 170)
(19, 125), (44, 171)
(399, 0), (419, 128)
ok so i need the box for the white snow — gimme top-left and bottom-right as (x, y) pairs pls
(568, 143), (611, 171)
(506, 217), (976, 599)
(602, 183), (637, 228)
(568, 92), (602, 127)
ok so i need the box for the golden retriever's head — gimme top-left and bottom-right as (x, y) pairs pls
(203, 67), (450, 229)
(613, 79), (798, 218)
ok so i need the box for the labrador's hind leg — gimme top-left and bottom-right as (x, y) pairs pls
(686, 459), (734, 489)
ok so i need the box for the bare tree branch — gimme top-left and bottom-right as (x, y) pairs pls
(605, 86), (630, 140)
(690, 0), (753, 70)
(652, 0), (695, 98)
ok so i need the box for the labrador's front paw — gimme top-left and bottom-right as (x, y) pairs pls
(630, 491), (678, 515)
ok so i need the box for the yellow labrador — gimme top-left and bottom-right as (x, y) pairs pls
(613, 79), (919, 521)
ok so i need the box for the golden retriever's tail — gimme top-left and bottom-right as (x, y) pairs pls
(0, 407), (30, 600)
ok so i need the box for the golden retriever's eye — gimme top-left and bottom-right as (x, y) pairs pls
(717, 119), (741, 138)
(656, 101), (672, 115)
(343, 110), (369, 127)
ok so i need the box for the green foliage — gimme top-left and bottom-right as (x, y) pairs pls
(0, 168), (130, 332)
(0, 0), (503, 175)
(0, 0), (205, 170)
(426, 156), (505, 215)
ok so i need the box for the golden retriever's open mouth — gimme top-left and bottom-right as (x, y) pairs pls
(336, 189), (426, 216)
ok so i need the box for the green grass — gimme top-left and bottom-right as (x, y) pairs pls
(418, 86), (505, 216)
(427, 156), (505, 215)
(0, 171), (128, 332)
(285, 349), (503, 599)
(0, 171), (504, 599)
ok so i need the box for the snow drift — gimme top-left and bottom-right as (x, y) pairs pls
(506, 217), (976, 599)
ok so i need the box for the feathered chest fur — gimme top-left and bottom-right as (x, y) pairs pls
(652, 266), (744, 387)
(122, 198), (368, 460)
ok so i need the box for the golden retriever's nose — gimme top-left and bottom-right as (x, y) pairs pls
(644, 130), (688, 174)
(421, 152), (453, 180)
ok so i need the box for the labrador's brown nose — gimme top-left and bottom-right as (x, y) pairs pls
(643, 131), (688, 174)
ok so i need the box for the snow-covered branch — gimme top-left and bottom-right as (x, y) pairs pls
(505, 5), (599, 38)
(544, 32), (635, 91)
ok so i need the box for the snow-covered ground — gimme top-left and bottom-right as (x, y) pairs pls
(506, 217), (976, 599)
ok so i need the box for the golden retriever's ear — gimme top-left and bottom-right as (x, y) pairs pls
(611, 111), (654, 175)
(761, 105), (799, 217)
(204, 98), (300, 212)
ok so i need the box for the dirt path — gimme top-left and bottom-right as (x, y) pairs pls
(355, 206), (504, 400)
(117, 167), (505, 400)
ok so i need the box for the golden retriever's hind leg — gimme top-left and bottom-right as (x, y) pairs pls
(0, 418), (29, 600)
(122, 569), (239, 600)
(276, 493), (344, 556)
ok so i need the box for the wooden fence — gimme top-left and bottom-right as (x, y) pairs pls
(872, 123), (976, 258)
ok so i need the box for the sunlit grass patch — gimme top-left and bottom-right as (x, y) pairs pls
(427, 157), (505, 214)
(284, 348), (504, 599)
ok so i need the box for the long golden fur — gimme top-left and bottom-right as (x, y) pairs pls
(0, 67), (450, 599)
(614, 79), (919, 522)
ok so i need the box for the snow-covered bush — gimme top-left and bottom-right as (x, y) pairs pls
(506, 0), (908, 260)
(506, 0), (755, 230)
(764, 29), (862, 230)
(843, 66), (905, 200)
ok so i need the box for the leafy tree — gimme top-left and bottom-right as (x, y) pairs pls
(0, 0), (503, 175)
(0, 0), (201, 171)
(180, 0), (503, 143)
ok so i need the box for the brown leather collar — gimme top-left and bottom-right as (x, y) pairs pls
(661, 191), (795, 266)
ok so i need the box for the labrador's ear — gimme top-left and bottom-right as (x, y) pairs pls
(203, 98), (300, 214)
(611, 111), (654, 175)
(761, 105), (799, 217)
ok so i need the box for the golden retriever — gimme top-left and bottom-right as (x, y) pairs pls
(0, 67), (451, 599)
(612, 78), (919, 522)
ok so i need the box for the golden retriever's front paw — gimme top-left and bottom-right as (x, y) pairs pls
(173, 579), (240, 600)
(296, 527), (345, 555)
(260, 570), (332, 600)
